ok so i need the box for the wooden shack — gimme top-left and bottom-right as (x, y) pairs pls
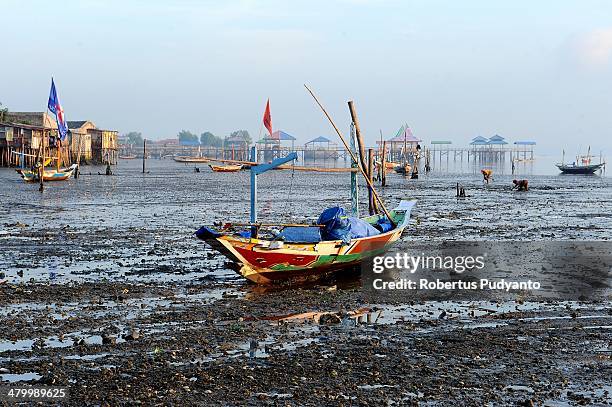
(67, 121), (94, 162)
(89, 129), (118, 164)
(0, 122), (56, 167)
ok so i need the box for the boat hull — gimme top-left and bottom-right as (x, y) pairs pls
(209, 164), (242, 172)
(394, 164), (412, 175)
(556, 163), (604, 174)
(18, 164), (78, 182)
(173, 156), (210, 163)
(197, 200), (415, 284)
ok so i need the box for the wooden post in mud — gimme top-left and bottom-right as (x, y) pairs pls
(142, 139), (146, 173)
(350, 100), (376, 212)
(39, 129), (45, 192)
(75, 133), (82, 179)
(368, 149), (378, 214)
(305, 85), (395, 225)
(381, 141), (387, 187)
(347, 101), (368, 176)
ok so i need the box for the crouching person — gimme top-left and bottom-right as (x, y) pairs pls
(512, 179), (529, 191)
(481, 169), (493, 183)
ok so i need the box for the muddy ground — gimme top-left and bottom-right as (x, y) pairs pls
(0, 160), (610, 405)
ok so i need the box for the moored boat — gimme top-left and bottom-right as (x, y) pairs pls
(173, 156), (210, 163)
(18, 164), (78, 182)
(196, 91), (418, 284)
(394, 163), (412, 175)
(556, 147), (605, 174)
(196, 200), (415, 284)
(209, 164), (243, 172)
(556, 162), (604, 174)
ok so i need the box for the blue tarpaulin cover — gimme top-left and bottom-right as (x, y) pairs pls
(277, 227), (322, 243)
(375, 217), (394, 233)
(317, 207), (381, 242)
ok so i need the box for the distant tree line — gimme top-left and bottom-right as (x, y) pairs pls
(124, 131), (143, 145)
(176, 130), (251, 146)
(0, 102), (8, 122)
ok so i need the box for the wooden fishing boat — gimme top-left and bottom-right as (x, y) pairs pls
(556, 162), (604, 174)
(196, 89), (416, 284)
(394, 163), (411, 175)
(18, 164), (78, 182)
(375, 160), (399, 170)
(173, 156), (210, 163)
(119, 155), (137, 159)
(196, 200), (415, 284)
(209, 164), (243, 172)
(556, 147), (605, 174)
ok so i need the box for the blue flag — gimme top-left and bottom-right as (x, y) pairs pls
(47, 78), (68, 141)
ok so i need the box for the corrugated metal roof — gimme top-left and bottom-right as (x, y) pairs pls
(306, 136), (332, 144)
(388, 125), (422, 143)
(489, 134), (506, 141)
(67, 121), (88, 129)
(270, 130), (296, 141)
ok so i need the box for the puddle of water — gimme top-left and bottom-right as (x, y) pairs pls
(1, 372), (42, 382)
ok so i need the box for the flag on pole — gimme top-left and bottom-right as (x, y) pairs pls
(263, 99), (272, 137)
(47, 78), (68, 141)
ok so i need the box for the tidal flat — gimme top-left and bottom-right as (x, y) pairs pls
(1, 159), (610, 405)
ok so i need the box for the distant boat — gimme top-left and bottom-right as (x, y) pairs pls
(375, 160), (399, 170)
(209, 164), (243, 172)
(556, 162), (605, 174)
(119, 155), (137, 159)
(17, 164), (78, 182)
(556, 147), (605, 174)
(394, 163), (411, 175)
(174, 156), (210, 163)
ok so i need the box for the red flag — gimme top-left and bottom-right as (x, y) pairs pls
(263, 99), (272, 136)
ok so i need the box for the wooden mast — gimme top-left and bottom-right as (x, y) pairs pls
(304, 85), (395, 225)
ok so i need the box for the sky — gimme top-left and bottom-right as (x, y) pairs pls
(2, 0), (612, 154)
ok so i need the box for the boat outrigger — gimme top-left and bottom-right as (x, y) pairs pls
(196, 88), (416, 284)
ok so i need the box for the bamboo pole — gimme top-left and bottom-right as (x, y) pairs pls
(304, 85), (395, 225)
(39, 129), (45, 192)
(382, 141), (387, 187)
(348, 101), (369, 177)
(142, 139), (146, 173)
(368, 148), (378, 214)
(75, 133), (82, 178)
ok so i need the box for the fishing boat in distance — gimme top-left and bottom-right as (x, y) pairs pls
(119, 154), (137, 159)
(209, 164), (243, 172)
(17, 164), (78, 182)
(556, 147), (605, 174)
(173, 156), (210, 163)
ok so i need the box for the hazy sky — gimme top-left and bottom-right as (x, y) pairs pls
(3, 0), (612, 153)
